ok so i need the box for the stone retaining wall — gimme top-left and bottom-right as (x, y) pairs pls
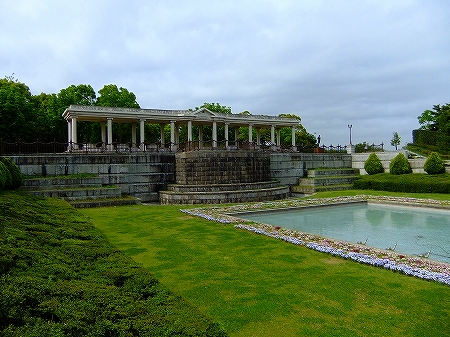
(175, 150), (271, 185)
(11, 153), (175, 202)
(269, 153), (353, 186)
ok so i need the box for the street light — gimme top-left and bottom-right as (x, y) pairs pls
(348, 124), (352, 145)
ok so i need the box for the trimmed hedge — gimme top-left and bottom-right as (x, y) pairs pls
(0, 161), (11, 190)
(389, 153), (412, 175)
(364, 153), (384, 175)
(353, 173), (450, 193)
(0, 191), (227, 336)
(423, 152), (446, 174)
(0, 157), (22, 190)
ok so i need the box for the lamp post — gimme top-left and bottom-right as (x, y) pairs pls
(348, 124), (352, 145)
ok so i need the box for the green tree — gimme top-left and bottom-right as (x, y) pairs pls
(364, 153), (384, 175)
(389, 153), (412, 175)
(195, 102), (231, 114)
(96, 84), (139, 108)
(0, 76), (36, 142)
(390, 132), (401, 150)
(418, 103), (450, 132)
(423, 152), (446, 174)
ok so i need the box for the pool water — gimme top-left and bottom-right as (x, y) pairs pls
(241, 203), (450, 264)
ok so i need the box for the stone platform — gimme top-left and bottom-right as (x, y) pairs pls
(160, 181), (289, 204)
(160, 150), (288, 204)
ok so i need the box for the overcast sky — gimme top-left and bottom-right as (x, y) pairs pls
(1, 1), (449, 148)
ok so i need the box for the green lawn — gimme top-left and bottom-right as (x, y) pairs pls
(82, 191), (450, 337)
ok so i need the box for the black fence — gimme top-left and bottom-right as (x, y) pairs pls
(0, 139), (349, 155)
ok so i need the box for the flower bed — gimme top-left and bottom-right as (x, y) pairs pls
(180, 195), (450, 286)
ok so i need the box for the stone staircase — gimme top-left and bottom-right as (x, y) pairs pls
(291, 168), (360, 195)
(21, 176), (141, 208)
(159, 181), (290, 204)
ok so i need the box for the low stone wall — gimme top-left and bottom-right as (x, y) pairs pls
(269, 153), (353, 186)
(351, 151), (427, 174)
(11, 153), (175, 202)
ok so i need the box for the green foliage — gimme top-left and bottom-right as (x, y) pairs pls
(1, 157), (23, 188)
(0, 161), (8, 190)
(423, 152), (446, 174)
(0, 191), (227, 336)
(390, 132), (401, 150)
(96, 84), (140, 109)
(353, 173), (450, 193)
(389, 153), (412, 175)
(364, 153), (384, 175)
(417, 103), (450, 152)
(0, 77), (36, 142)
(195, 102), (232, 114)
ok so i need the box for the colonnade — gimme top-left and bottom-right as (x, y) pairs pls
(67, 117), (297, 151)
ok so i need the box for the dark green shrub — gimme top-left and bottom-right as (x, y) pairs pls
(423, 152), (446, 174)
(353, 173), (450, 193)
(0, 161), (9, 190)
(389, 153), (412, 175)
(364, 153), (384, 175)
(1, 157), (23, 189)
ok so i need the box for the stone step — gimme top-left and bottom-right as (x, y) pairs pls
(69, 197), (142, 208)
(297, 176), (359, 187)
(292, 184), (354, 194)
(21, 176), (103, 190)
(27, 186), (122, 201)
(306, 168), (359, 177)
(159, 185), (290, 205)
(291, 167), (359, 194)
(166, 181), (281, 193)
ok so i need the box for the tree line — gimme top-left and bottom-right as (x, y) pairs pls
(0, 76), (317, 148)
(414, 103), (450, 151)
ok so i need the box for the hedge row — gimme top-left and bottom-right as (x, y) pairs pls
(353, 173), (450, 193)
(0, 191), (227, 336)
(0, 157), (22, 190)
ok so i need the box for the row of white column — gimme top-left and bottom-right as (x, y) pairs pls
(67, 117), (297, 150)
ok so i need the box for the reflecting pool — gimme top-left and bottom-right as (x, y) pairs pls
(240, 203), (450, 264)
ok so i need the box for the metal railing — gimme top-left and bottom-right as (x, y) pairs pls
(0, 139), (349, 155)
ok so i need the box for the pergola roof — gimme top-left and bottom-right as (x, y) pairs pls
(62, 105), (300, 129)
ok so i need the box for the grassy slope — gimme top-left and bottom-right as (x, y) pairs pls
(82, 192), (450, 337)
(0, 191), (226, 336)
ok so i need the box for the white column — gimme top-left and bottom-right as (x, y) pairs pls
(131, 123), (137, 147)
(170, 120), (176, 151)
(256, 128), (261, 146)
(212, 121), (217, 148)
(234, 127), (239, 146)
(291, 127), (296, 147)
(198, 125), (203, 149)
(140, 119), (145, 149)
(271, 125), (275, 145)
(101, 122), (106, 144)
(277, 128), (281, 146)
(107, 117), (113, 150)
(71, 117), (78, 145)
(160, 124), (165, 147)
(224, 123), (229, 148)
(67, 119), (72, 150)
(67, 120), (72, 143)
(248, 124), (253, 143)
(187, 120), (192, 142)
